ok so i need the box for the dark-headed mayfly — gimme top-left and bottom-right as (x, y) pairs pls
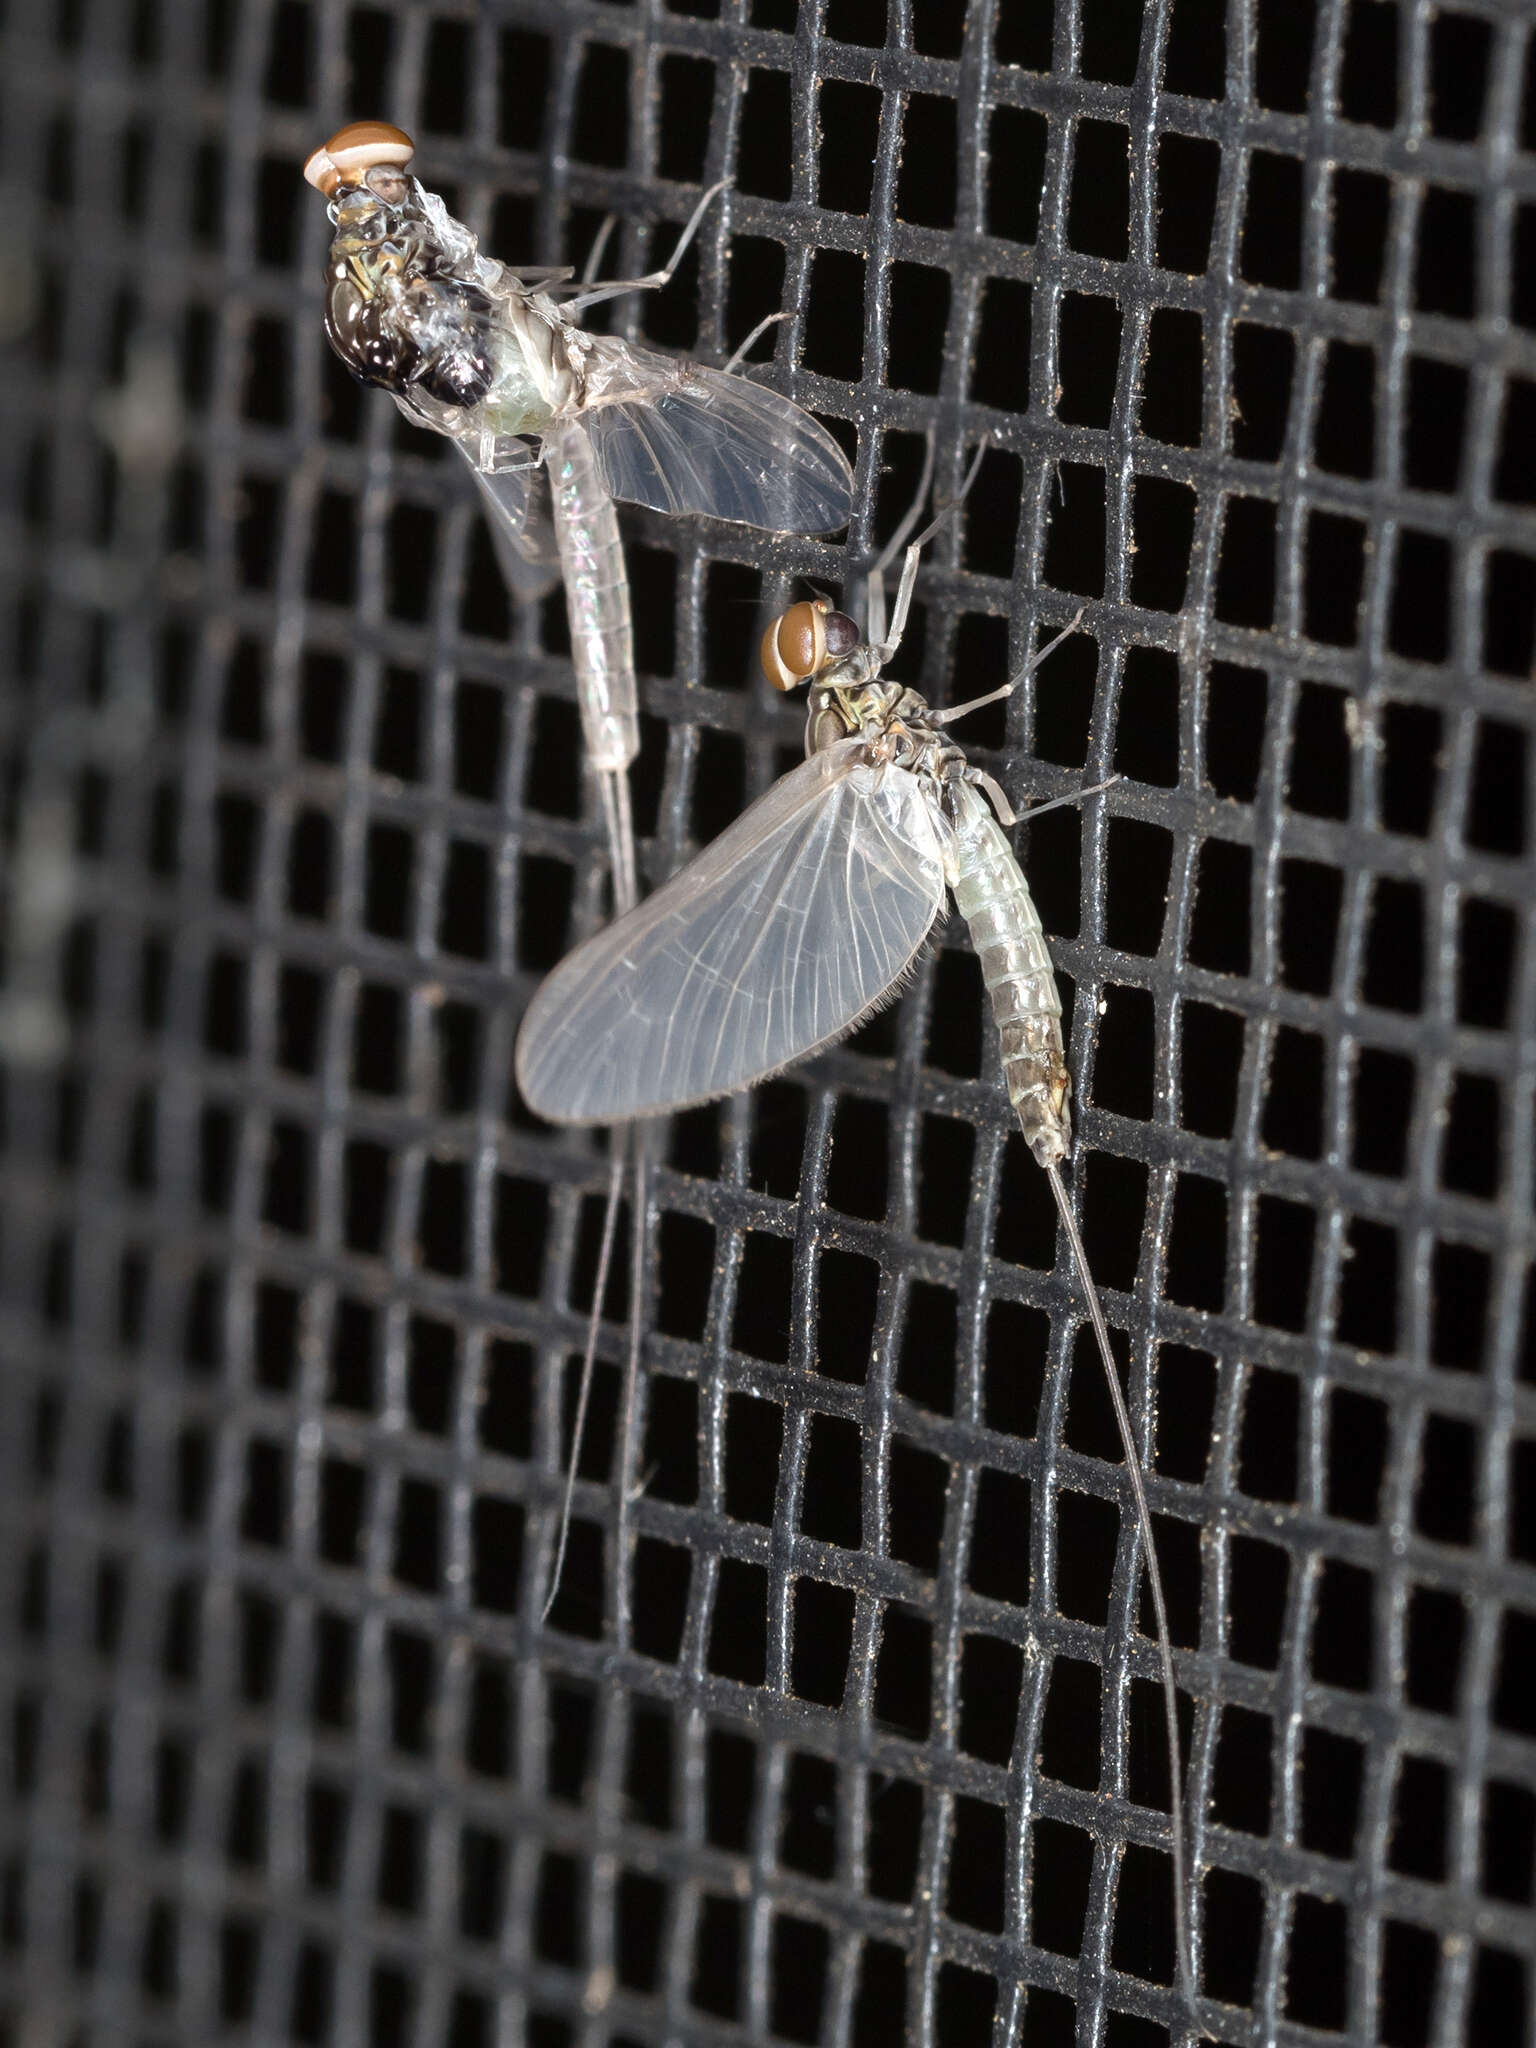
(516, 500), (1201, 2026)
(304, 122), (853, 914)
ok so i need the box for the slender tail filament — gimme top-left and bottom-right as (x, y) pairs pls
(1045, 1159), (1201, 2029)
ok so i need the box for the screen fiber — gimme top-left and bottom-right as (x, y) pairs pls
(0, 2), (1532, 2045)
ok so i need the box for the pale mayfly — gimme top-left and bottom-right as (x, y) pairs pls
(303, 122), (853, 916)
(516, 502), (1202, 2025)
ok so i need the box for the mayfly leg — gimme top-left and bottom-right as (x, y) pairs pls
(857, 433), (987, 656)
(553, 179), (728, 316)
(721, 309), (793, 377)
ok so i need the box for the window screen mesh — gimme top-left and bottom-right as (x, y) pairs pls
(0, 1), (1532, 2044)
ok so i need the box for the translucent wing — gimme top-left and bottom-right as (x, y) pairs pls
(462, 451), (561, 600)
(516, 742), (946, 1123)
(574, 336), (853, 535)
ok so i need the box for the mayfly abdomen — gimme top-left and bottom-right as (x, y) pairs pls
(947, 781), (1071, 1169)
(546, 421), (637, 776)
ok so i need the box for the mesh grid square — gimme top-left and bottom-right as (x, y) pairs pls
(0, 2), (1532, 2044)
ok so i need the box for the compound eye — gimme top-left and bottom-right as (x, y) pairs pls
(304, 120), (416, 195)
(364, 164), (409, 202)
(761, 600), (827, 691)
(822, 610), (861, 659)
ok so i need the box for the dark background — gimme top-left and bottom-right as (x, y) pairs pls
(0, 1), (1532, 2044)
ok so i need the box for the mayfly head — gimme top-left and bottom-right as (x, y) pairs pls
(760, 598), (861, 692)
(303, 120), (415, 202)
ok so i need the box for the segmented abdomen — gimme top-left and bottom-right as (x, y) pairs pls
(947, 783), (1071, 1168)
(547, 422), (637, 773)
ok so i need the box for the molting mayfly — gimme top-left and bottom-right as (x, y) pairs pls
(303, 122), (853, 915)
(516, 505), (1202, 2023)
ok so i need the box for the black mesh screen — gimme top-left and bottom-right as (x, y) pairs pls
(1, 1), (1533, 2043)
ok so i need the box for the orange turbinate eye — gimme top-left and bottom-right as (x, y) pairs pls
(304, 121), (415, 196)
(761, 600), (828, 691)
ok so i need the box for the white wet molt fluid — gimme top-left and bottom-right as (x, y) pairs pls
(303, 122), (854, 914)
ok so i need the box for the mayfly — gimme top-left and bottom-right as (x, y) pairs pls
(516, 494), (1201, 2021)
(302, 122), (853, 916)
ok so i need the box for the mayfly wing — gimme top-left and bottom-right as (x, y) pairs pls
(516, 739), (946, 1124)
(574, 336), (854, 536)
(461, 452), (562, 601)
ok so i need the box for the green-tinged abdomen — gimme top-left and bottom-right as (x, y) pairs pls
(949, 787), (1071, 1168)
